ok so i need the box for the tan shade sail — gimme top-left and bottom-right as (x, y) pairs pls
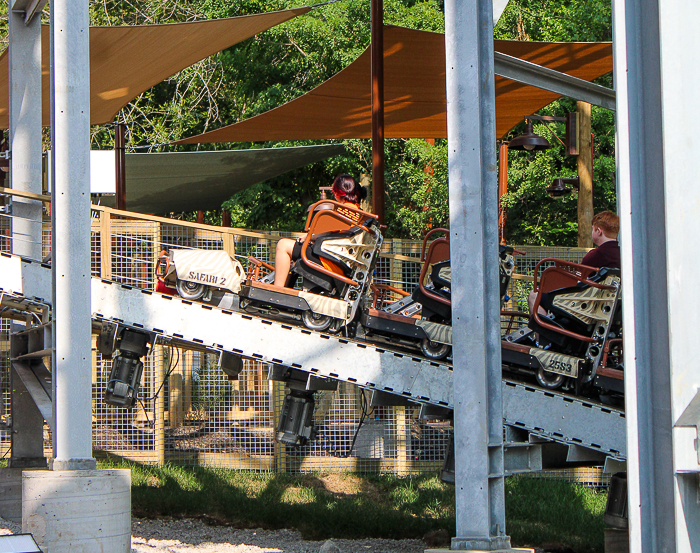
(0, 7), (310, 128)
(176, 25), (612, 144)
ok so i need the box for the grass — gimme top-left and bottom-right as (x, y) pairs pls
(98, 460), (608, 552)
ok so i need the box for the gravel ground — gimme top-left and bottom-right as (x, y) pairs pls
(1, 516), (430, 553)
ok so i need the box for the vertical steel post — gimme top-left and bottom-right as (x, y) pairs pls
(115, 122), (126, 211)
(9, 3), (43, 260)
(370, 0), (385, 223)
(50, 0), (96, 470)
(614, 0), (700, 549)
(445, 0), (509, 549)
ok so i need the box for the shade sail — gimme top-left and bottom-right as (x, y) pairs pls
(99, 144), (346, 214)
(176, 25), (612, 143)
(0, 7), (310, 128)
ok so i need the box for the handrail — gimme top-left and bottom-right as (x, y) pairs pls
(0, 186), (51, 203)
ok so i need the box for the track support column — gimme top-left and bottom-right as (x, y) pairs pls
(444, 0), (511, 549)
(49, 0), (94, 470)
(9, 0), (43, 260)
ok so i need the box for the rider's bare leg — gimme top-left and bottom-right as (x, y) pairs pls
(274, 238), (296, 287)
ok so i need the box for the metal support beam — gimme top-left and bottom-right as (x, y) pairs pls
(10, 0), (48, 25)
(371, 0), (385, 223)
(115, 122), (126, 211)
(445, 0), (509, 549)
(50, 0), (96, 470)
(9, 3), (42, 260)
(614, 0), (700, 549)
(494, 51), (616, 111)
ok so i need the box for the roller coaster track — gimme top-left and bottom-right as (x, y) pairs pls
(0, 252), (626, 462)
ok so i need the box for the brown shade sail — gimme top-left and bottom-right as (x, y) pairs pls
(0, 7), (310, 128)
(176, 25), (612, 144)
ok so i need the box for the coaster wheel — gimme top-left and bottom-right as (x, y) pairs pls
(536, 367), (565, 390)
(302, 310), (333, 332)
(420, 338), (451, 361)
(176, 279), (206, 301)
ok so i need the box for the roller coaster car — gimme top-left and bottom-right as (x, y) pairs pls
(501, 258), (623, 398)
(238, 200), (383, 333)
(156, 249), (245, 301)
(360, 228), (516, 361)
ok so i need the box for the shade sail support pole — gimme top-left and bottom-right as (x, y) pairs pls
(115, 121), (126, 211)
(445, 0), (510, 549)
(371, 0), (384, 223)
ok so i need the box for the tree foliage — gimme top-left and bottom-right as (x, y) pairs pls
(1, 0), (615, 243)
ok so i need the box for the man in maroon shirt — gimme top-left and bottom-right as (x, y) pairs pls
(580, 211), (620, 269)
(527, 211), (620, 314)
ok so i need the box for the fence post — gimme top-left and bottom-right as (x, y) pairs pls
(390, 238), (403, 290)
(99, 209), (112, 279)
(155, 349), (166, 465)
(395, 406), (409, 475)
(223, 230), (236, 258)
(273, 380), (286, 473)
(169, 372), (183, 428)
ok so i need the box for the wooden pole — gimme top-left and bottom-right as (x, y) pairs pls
(196, 210), (204, 224)
(371, 0), (385, 223)
(115, 122), (126, 211)
(577, 101), (594, 248)
(498, 141), (509, 244)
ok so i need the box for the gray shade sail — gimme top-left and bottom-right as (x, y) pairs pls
(101, 144), (346, 214)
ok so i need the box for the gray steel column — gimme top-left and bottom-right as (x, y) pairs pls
(9, 2), (43, 260)
(445, 0), (509, 549)
(49, 0), (96, 470)
(614, 0), (700, 550)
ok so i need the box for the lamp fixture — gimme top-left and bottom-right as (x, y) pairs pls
(546, 176), (580, 198)
(508, 119), (552, 151)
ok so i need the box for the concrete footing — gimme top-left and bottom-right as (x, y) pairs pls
(22, 469), (131, 553)
(0, 467), (46, 523)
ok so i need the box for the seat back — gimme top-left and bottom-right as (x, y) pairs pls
(418, 228), (451, 307)
(298, 200), (380, 288)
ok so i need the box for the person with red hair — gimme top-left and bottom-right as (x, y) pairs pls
(528, 210), (621, 314)
(273, 174), (367, 287)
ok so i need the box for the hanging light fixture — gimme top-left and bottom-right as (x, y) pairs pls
(508, 118), (552, 151)
(546, 177), (580, 198)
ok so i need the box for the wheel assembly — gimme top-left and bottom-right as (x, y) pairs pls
(302, 310), (333, 332)
(420, 338), (451, 361)
(535, 367), (565, 390)
(176, 279), (206, 301)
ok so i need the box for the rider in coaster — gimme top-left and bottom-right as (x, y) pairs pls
(273, 174), (368, 287)
(527, 210), (620, 314)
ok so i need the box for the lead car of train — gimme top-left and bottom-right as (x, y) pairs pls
(156, 200), (623, 404)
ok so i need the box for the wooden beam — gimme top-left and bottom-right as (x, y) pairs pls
(577, 101), (594, 248)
